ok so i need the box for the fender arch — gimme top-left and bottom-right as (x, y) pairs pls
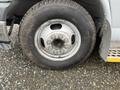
(5, 0), (111, 25)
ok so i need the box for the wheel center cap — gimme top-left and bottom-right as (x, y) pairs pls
(52, 38), (65, 49)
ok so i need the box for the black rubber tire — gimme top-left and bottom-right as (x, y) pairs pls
(19, 0), (96, 69)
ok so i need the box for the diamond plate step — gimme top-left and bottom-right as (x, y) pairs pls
(107, 49), (120, 62)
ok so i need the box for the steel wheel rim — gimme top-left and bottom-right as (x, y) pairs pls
(34, 19), (81, 61)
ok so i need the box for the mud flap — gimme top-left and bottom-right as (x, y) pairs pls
(99, 19), (111, 61)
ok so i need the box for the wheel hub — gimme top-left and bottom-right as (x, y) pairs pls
(45, 32), (72, 55)
(52, 39), (64, 49)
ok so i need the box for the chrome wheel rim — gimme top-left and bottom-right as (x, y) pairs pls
(34, 19), (81, 61)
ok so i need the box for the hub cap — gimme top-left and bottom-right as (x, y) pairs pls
(34, 19), (81, 61)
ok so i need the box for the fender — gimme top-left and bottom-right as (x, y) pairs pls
(0, 0), (112, 23)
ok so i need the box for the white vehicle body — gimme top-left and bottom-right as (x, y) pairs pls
(99, 0), (120, 42)
(110, 0), (120, 41)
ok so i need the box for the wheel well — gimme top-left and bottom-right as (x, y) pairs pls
(6, 0), (105, 29)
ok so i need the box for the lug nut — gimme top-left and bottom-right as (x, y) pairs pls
(64, 38), (69, 43)
(47, 40), (51, 45)
(47, 46), (52, 51)
(58, 34), (63, 39)
(57, 50), (61, 55)
(51, 35), (56, 40)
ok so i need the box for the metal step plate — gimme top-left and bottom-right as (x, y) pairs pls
(107, 49), (120, 62)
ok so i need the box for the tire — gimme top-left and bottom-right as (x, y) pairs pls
(19, 0), (96, 69)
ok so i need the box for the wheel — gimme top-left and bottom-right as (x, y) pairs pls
(19, 0), (96, 69)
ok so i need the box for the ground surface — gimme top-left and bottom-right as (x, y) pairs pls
(0, 26), (120, 90)
(0, 44), (120, 90)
